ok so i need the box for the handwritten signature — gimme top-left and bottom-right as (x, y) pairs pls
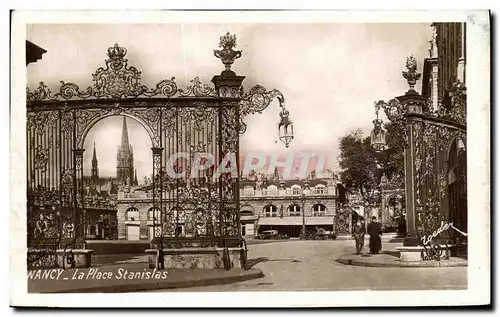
(421, 221), (468, 246)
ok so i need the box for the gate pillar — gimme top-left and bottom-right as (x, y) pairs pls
(150, 147), (163, 248)
(398, 91), (428, 246)
(72, 148), (86, 248)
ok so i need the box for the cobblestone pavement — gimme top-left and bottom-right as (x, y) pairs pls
(151, 240), (467, 292)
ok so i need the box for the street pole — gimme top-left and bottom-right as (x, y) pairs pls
(301, 193), (306, 239)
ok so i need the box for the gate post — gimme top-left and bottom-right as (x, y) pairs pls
(397, 91), (428, 246)
(212, 32), (246, 269)
(73, 148), (86, 248)
(151, 147), (164, 249)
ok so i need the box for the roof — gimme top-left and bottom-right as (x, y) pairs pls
(240, 179), (329, 188)
(26, 40), (47, 65)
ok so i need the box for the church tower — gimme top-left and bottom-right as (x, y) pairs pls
(116, 116), (136, 186)
(91, 142), (99, 185)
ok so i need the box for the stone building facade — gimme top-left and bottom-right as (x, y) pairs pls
(113, 172), (342, 240)
(239, 176), (340, 238)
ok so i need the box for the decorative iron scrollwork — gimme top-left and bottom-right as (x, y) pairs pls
(178, 77), (217, 98)
(26, 44), (220, 104)
(27, 110), (59, 135)
(26, 36), (258, 266)
(240, 85), (284, 116)
(433, 79), (467, 126)
(33, 147), (49, 172)
(420, 241), (444, 261)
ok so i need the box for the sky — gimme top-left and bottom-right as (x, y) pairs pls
(26, 23), (432, 181)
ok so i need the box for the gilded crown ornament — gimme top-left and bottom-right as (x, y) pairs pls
(402, 54), (422, 91)
(214, 32), (242, 76)
(107, 43), (128, 70)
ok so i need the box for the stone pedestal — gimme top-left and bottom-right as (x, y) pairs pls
(56, 249), (93, 268)
(146, 248), (246, 270)
(397, 244), (452, 262)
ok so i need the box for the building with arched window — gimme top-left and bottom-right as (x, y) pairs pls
(239, 173), (342, 238)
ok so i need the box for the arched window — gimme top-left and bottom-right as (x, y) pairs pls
(264, 205), (278, 217)
(266, 185), (278, 196)
(126, 207), (139, 221)
(312, 204), (327, 216)
(288, 204), (301, 216)
(240, 205), (255, 217)
(291, 185), (302, 196)
(148, 207), (160, 221)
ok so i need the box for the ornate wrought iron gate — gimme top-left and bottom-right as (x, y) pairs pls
(335, 207), (351, 234)
(375, 61), (467, 257)
(26, 34), (288, 269)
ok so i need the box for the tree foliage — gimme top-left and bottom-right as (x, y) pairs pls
(338, 123), (405, 205)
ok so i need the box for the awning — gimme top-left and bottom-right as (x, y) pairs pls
(241, 215), (258, 222)
(258, 217), (334, 226)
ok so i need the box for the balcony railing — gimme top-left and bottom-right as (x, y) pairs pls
(261, 210), (333, 218)
(240, 187), (336, 198)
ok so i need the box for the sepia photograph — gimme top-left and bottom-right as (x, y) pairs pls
(10, 9), (490, 307)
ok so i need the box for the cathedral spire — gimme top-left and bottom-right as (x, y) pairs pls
(92, 142), (97, 162)
(121, 116), (130, 148)
(91, 142), (99, 182)
(116, 115), (135, 186)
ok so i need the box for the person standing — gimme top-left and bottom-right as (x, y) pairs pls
(352, 219), (365, 255)
(367, 216), (383, 254)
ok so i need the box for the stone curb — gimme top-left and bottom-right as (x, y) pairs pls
(37, 269), (264, 293)
(336, 257), (468, 268)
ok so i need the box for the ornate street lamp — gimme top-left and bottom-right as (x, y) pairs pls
(370, 104), (387, 151)
(278, 104), (294, 148)
(240, 85), (294, 149)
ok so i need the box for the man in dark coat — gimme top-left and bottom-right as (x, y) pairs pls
(367, 216), (382, 254)
(352, 219), (365, 255)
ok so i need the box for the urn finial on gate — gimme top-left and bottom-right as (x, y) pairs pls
(214, 32), (242, 76)
(402, 54), (422, 94)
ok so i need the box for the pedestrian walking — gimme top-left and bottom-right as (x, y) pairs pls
(367, 216), (382, 254)
(352, 219), (365, 255)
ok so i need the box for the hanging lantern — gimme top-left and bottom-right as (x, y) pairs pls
(278, 108), (294, 148)
(370, 104), (387, 151)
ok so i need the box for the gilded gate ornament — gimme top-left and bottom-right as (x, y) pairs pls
(373, 52), (467, 256)
(402, 54), (422, 91)
(213, 32), (242, 75)
(27, 36), (290, 267)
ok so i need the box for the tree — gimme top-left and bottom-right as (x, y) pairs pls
(379, 121), (405, 181)
(338, 129), (382, 206)
(338, 124), (405, 206)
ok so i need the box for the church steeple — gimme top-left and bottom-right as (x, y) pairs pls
(91, 142), (99, 183)
(116, 116), (135, 186)
(120, 116), (130, 149)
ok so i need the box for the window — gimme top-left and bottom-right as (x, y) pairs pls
(148, 207), (160, 221)
(264, 205), (278, 217)
(243, 186), (254, 196)
(288, 204), (301, 216)
(291, 185), (302, 196)
(266, 185), (278, 196)
(312, 204), (327, 216)
(126, 207), (139, 221)
(315, 185), (326, 195)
